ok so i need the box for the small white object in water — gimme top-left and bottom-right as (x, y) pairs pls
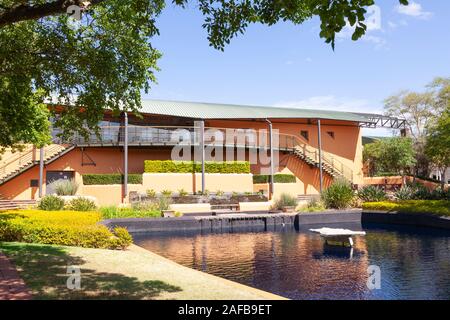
(309, 227), (366, 247)
(309, 227), (366, 236)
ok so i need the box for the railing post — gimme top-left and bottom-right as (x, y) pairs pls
(38, 147), (44, 198)
(200, 120), (205, 194)
(123, 112), (128, 202)
(266, 119), (274, 199)
(317, 119), (323, 194)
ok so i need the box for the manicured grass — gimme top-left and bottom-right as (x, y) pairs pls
(0, 210), (132, 249)
(0, 242), (282, 300)
(362, 200), (450, 216)
(0, 242), (180, 299)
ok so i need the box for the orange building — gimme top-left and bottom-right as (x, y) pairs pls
(0, 100), (406, 205)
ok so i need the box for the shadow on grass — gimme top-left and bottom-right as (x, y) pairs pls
(0, 242), (181, 300)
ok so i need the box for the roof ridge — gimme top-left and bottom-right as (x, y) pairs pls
(141, 99), (361, 115)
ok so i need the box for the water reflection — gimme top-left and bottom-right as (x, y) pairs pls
(135, 223), (450, 300)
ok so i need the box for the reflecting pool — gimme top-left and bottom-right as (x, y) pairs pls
(135, 223), (450, 300)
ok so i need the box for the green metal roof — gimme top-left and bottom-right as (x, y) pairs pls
(140, 100), (372, 123)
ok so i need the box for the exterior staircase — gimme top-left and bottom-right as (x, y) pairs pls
(0, 144), (75, 185)
(0, 199), (36, 211)
(279, 134), (354, 182)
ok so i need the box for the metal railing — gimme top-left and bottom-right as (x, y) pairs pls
(0, 144), (72, 182)
(0, 148), (35, 180)
(53, 125), (353, 181)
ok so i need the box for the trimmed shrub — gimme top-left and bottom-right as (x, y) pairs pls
(362, 200), (450, 216)
(0, 210), (132, 249)
(66, 197), (97, 211)
(358, 186), (387, 202)
(143, 160), (250, 174)
(112, 227), (133, 249)
(82, 174), (142, 185)
(273, 193), (298, 210)
(38, 195), (65, 211)
(253, 174), (296, 184)
(321, 179), (354, 209)
(51, 179), (79, 196)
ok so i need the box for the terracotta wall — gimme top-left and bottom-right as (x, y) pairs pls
(206, 119), (363, 184)
(0, 117), (364, 201)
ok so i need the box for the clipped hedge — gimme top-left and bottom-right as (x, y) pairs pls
(144, 160), (250, 174)
(253, 174), (296, 184)
(82, 174), (142, 185)
(0, 210), (132, 249)
(362, 200), (450, 216)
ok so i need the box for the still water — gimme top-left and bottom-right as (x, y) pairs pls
(135, 223), (450, 300)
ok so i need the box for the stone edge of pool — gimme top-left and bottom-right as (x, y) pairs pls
(125, 244), (288, 300)
(362, 211), (450, 230)
(100, 210), (363, 233)
(99, 210), (449, 300)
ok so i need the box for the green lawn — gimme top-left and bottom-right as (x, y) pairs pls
(362, 200), (450, 216)
(0, 242), (181, 299)
(0, 242), (283, 300)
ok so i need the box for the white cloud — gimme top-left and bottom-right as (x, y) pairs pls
(396, 1), (433, 19)
(274, 95), (383, 114)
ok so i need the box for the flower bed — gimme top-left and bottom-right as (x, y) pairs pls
(0, 210), (132, 249)
(362, 200), (450, 216)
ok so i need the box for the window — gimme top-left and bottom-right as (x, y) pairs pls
(300, 130), (309, 141)
(327, 131), (335, 139)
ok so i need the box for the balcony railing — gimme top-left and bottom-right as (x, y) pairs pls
(52, 125), (353, 181)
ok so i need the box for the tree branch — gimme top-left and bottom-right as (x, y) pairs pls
(0, 0), (104, 28)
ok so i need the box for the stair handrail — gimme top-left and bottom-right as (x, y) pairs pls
(0, 149), (35, 178)
(276, 132), (354, 181)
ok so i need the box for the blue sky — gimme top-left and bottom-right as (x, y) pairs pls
(143, 1), (450, 136)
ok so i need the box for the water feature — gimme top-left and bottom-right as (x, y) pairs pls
(134, 222), (450, 300)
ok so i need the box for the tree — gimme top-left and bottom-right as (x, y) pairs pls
(363, 137), (416, 180)
(425, 107), (450, 188)
(384, 77), (450, 176)
(0, 0), (409, 150)
(362, 139), (381, 177)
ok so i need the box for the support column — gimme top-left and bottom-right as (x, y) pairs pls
(317, 119), (323, 193)
(38, 147), (44, 198)
(123, 112), (128, 202)
(200, 119), (205, 193)
(266, 119), (274, 199)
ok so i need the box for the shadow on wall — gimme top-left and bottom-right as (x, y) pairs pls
(285, 155), (333, 194)
(0, 242), (182, 300)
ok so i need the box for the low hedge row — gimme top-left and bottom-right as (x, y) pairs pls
(253, 174), (296, 184)
(362, 200), (450, 216)
(82, 174), (142, 185)
(0, 210), (132, 249)
(144, 160), (250, 174)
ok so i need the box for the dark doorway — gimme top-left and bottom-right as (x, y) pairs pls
(46, 171), (75, 195)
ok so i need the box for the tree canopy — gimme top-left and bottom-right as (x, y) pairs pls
(1, 0), (409, 150)
(384, 76), (450, 177)
(425, 107), (450, 186)
(363, 137), (416, 177)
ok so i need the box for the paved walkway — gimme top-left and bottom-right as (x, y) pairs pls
(0, 252), (33, 300)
